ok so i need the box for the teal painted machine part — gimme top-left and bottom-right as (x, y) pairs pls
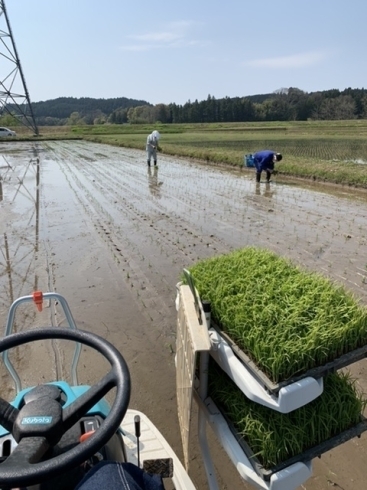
(0, 381), (111, 437)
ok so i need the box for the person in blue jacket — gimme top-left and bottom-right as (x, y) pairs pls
(253, 150), (282, 183)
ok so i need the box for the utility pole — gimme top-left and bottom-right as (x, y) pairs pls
(0, 0), (38, 135)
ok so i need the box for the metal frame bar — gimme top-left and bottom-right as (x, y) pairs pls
(2, 292), (81, 392)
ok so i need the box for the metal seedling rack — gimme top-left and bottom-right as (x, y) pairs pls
(177, 272), (367, 489)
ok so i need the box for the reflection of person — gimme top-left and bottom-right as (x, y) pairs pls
(263, 182), (274, 198)
(146, 130), (161, 167)
(255, 182), (274, 198)
(147, 165), (163, 197)
(253, 150), (282, 183)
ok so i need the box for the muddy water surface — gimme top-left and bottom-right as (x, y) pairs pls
(1, 141), (367, 489)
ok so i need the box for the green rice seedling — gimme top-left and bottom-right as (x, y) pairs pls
(185, 247), (367, 382)
(208, 360), (366, 469)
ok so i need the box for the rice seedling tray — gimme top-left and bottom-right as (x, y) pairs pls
(211, 320), (367, 396)
(184, 248), (367, 392)
(215, 398), (367, 482)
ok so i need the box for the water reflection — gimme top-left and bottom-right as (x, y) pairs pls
(0, 144), (41, 305)
(0, 155), (12, 203)
(147, 165), (163, 198)
(0, 144), (80, 393)
(255, 182), (275, 198)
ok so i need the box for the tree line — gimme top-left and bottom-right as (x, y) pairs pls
(149, 88), (367, 124)
(4, 88), (367, 126)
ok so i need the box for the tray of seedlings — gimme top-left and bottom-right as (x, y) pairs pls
(207, 358), (367, 482)
(183, 247), (367, 401)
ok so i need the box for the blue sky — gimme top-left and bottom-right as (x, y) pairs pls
(2, 0), (367, 105)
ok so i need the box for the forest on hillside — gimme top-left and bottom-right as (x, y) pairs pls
(4, 87), (367, 126)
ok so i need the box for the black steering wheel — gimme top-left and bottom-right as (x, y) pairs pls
(0, 328), (131, 488)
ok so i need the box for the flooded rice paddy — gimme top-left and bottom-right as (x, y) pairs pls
(1, 140), (367, 489)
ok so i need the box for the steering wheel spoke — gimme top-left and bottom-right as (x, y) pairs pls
(0, 437), (50, 487)
(5, 436), (49, 465)
(62, 370), (116, 431)
(0, 397), (19, 433)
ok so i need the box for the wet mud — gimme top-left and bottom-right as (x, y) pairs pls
(1, 141), (367, 489)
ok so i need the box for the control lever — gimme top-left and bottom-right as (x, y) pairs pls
(134, 414), (141, 468)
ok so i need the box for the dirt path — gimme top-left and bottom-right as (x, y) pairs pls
(1, 140), (367, 489)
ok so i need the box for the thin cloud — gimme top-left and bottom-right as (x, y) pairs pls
(120, 20), (204, 52)
(130, 32), (182, 43)
(246, 51), (328, 69)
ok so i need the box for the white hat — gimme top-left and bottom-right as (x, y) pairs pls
(152, 130), (160, 140)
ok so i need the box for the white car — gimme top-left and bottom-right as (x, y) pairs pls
(0, 127), (16, 137)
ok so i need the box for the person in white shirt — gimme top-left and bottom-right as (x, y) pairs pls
(146, 130), (161, 167)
